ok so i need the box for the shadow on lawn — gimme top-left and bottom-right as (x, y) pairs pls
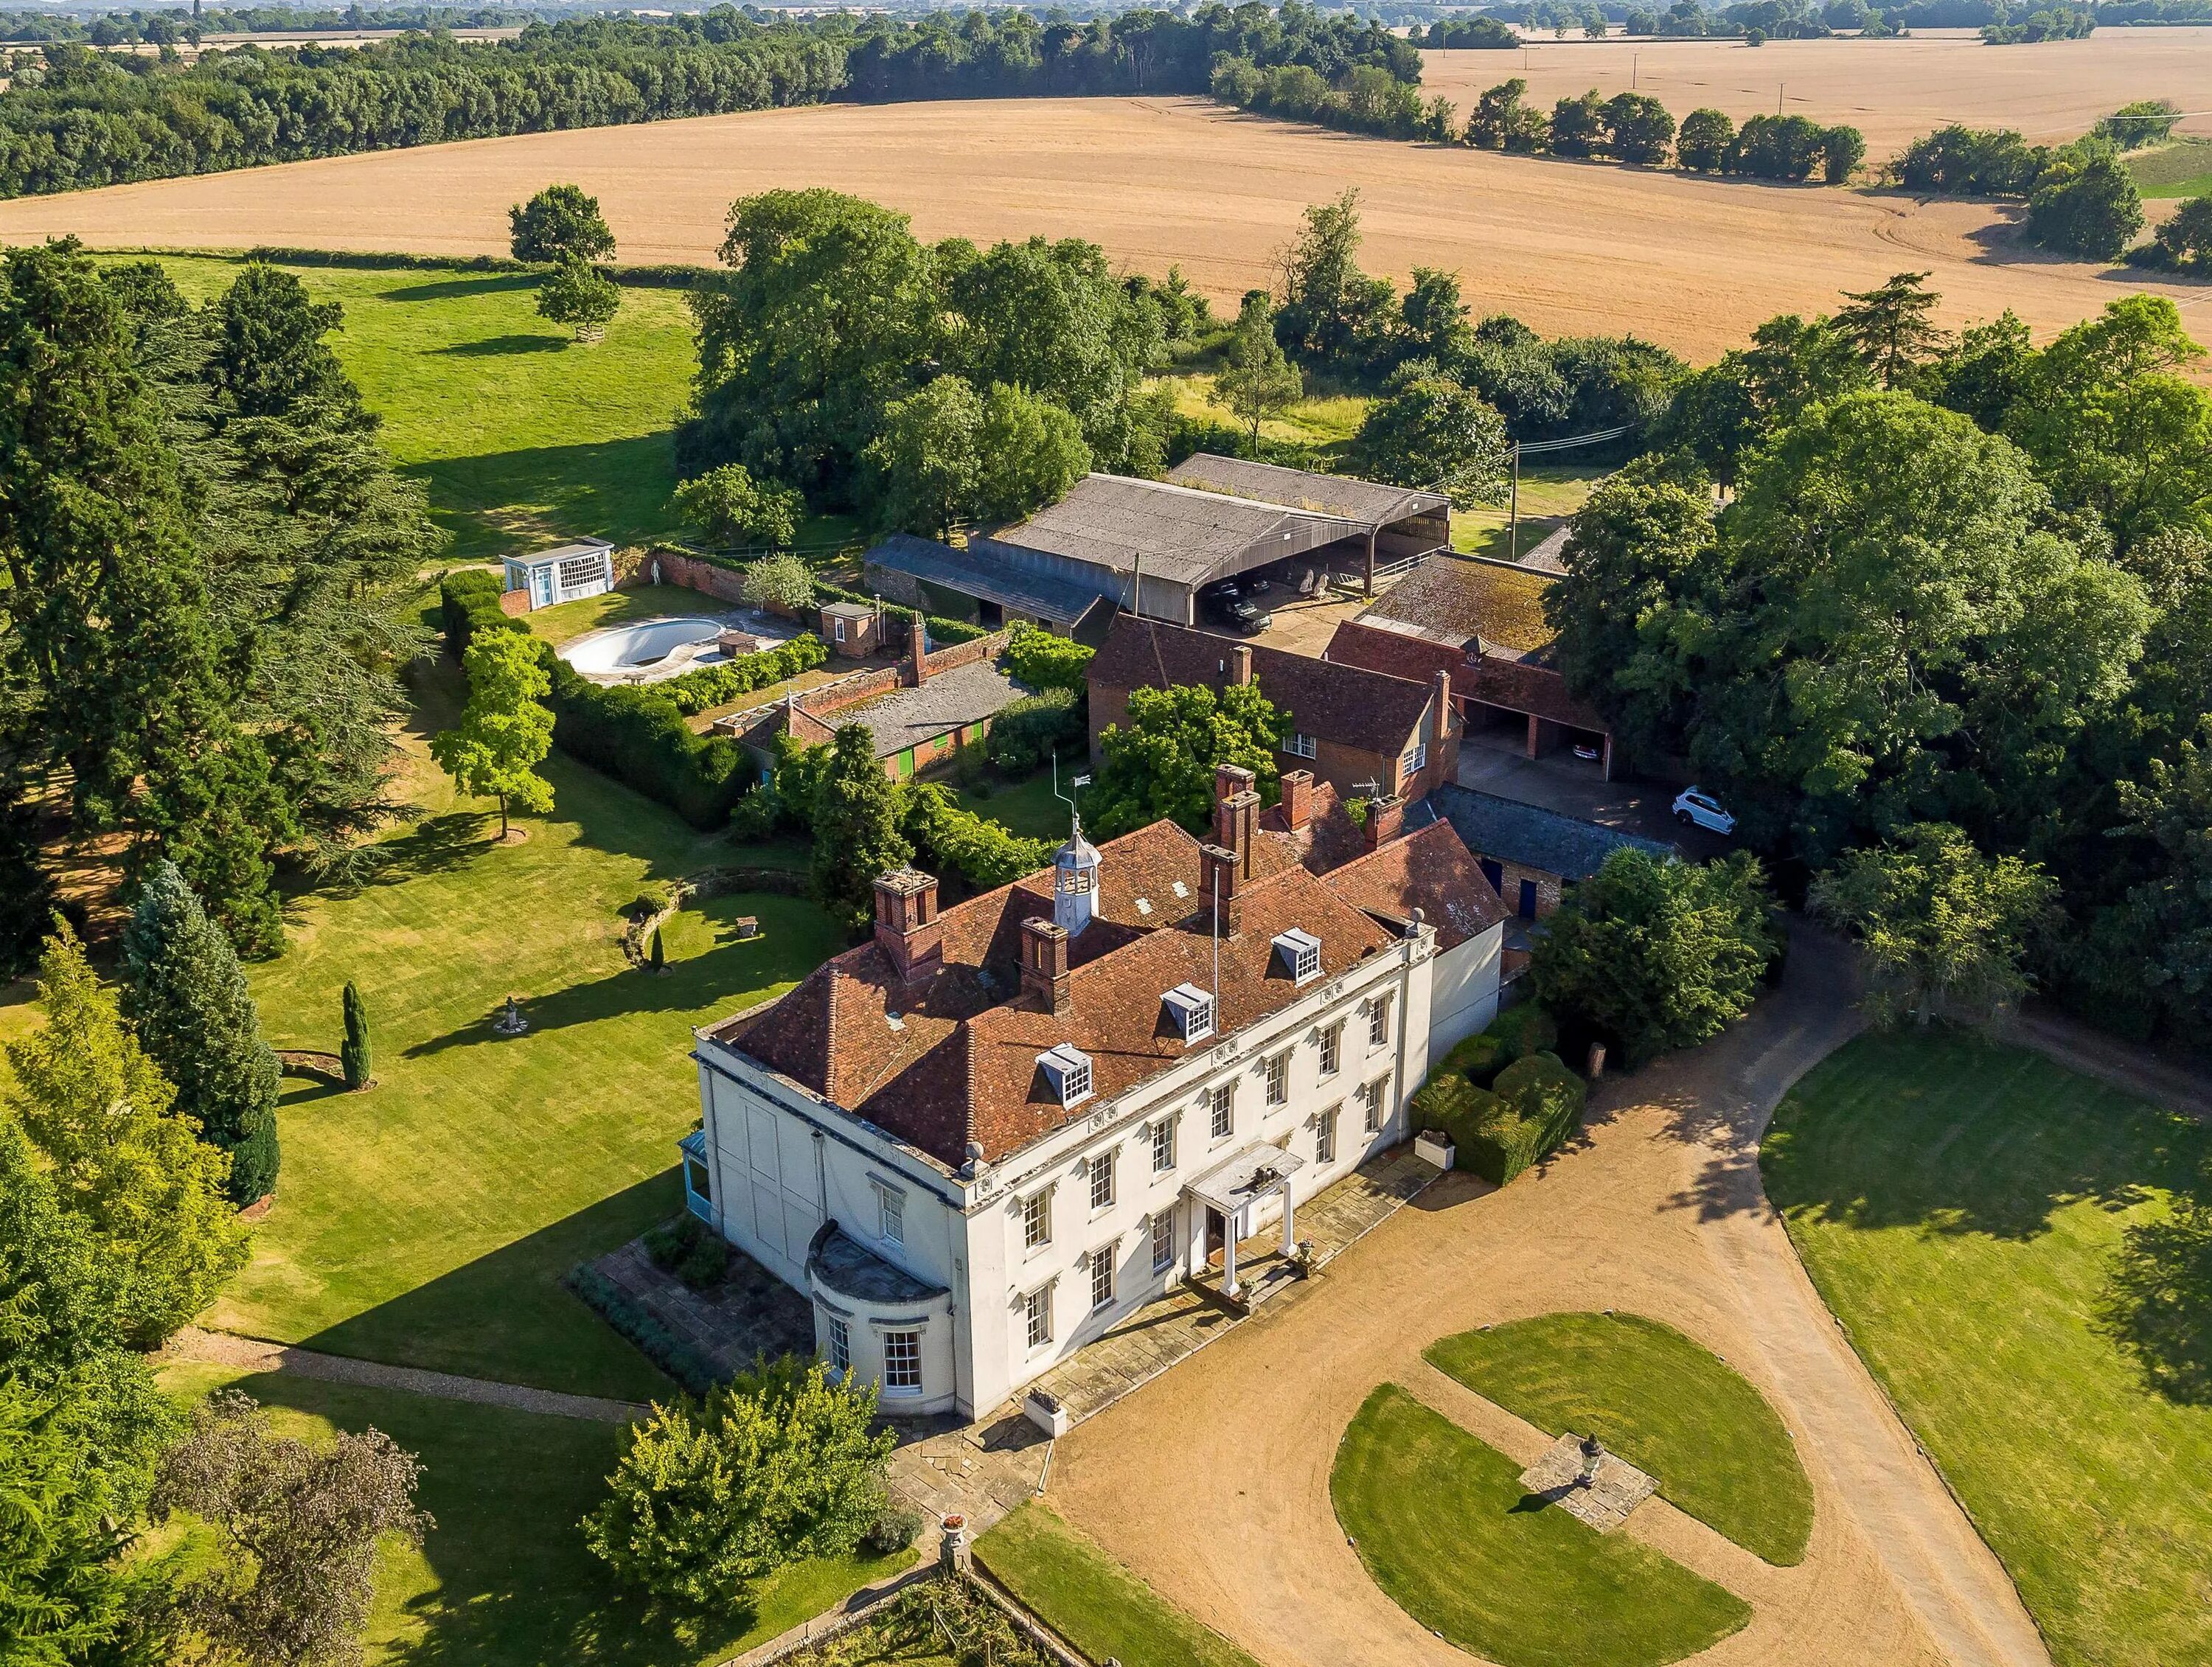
(401, 893), (826, 1061)
(434, 333), (569, 358)
(381, 273), (538, 303)
(2096, 1158), (2212, 1407)
(300, 1171), (681, 1395)
(1760, 1027), (2211, 1243)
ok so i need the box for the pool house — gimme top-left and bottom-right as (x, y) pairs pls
(503, 539), (616, 611)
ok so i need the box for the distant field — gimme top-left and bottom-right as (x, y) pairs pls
(15, 97), (2199, 363)
(1422, 28), (2212, 161)
(2129, 136), (2212, 199)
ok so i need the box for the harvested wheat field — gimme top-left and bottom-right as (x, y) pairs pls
(1, 95), (2197, 361)
(1424, 27), (2212, 161)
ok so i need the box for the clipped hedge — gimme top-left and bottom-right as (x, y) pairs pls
(654, 632), (829, 717)
(1487, 1002), (1559, 1062)
(436, 570), (759, 829)
(1435, 1029), (1510, 1088)
(1409, 1040), (1586, 1188)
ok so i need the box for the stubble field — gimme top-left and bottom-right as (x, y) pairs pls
(1422, 27), (2212, 160)
(1, 88), (2200, 363)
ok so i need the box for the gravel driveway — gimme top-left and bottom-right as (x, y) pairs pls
(1048, 928), (2053, 1667)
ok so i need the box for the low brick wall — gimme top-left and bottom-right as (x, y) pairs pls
(498, 588), (531, 618)
(921, 630), (1010, 677)
(638, 549), (750, 607)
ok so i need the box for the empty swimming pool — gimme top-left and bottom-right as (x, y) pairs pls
(558, 616), (727, 681)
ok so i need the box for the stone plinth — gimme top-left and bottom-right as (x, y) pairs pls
(1518, 1433), (1657, 1533)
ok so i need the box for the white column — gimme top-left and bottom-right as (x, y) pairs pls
(1222, 1223), (1239, 1299)
(1280, 1181), (1297, 1256)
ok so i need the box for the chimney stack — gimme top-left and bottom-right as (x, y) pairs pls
(1363, 793), (1405, 854)
(1020, 916), (1071, 1017)
(1228, 644), (1253, 687)
(1432, 668), (1455, 750)
(907, 614), (928, 687)
(1199, 843), (1244, 936)
(873, 867), (942, 976)
(1211, 763), (1259, 880)
(1279, 768), (1314, 832)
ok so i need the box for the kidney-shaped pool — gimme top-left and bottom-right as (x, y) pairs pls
(558, 616), (728, 680)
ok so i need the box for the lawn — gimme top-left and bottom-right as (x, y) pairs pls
(1764, 1030), (2212, 1667)
(119, 254), (700, 562)
(159, 1363), (911, 1667)
(974, 1502), (1263, 1667)
(952, 767), (1081, 844)
(208, 658), (843, 1399)
(1425, 1312), (1813, 1565)
(1159, 372), (1369, 462)
(1329, 1386), (1750, 1667)
(522, 584), (730, 647)
(1452, 463), (1607, 563)
(2126, 136), (2212, 198)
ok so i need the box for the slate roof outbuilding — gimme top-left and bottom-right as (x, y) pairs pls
(1428, 783), (1673, 882)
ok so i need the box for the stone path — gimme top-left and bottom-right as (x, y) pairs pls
(159, 1326), (647, 1424)
(587, 1235), (815, 1379)
(1049, 925), (2053, 1667)
(883, 1408), (1053, 1538)
(1026, 1144), (1437, 1427)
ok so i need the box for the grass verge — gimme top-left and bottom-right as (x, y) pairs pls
(1329, 1385), (1750, 1667)
(974, 1501), (1262, 1667)
(951, 767), (1081, 843)
(159, 1362), (910, 1667)
(1764, 1029), (2212, 1667)
(1425, 1311), (1813, 1565)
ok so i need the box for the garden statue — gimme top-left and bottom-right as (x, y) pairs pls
(493, 994), (530, 1037)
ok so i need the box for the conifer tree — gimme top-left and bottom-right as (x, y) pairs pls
(341, 980), (372, 1090)
(648, 925), (667, 973)
(122, 861), (282, 1205)
(809, 724), (912, 931)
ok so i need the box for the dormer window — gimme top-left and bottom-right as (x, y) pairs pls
(1273, 928), (1322, 986)
(1162, 982), (1214, 1043)
(1039, 1043), (1093, 1108)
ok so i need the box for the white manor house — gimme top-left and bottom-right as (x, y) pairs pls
(683, 766), (1506, 1420)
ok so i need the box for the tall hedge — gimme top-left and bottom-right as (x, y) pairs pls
(1407, 1031), (1586, 1188)
(437, 570), (762, 829)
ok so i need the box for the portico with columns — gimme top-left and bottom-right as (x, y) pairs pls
(1184, 1142), (1308, 1304)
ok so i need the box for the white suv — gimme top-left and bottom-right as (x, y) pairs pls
(1672, 787), (1736, 835)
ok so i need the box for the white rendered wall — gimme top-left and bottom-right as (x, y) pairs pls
(1428, 923), (1504, 1057)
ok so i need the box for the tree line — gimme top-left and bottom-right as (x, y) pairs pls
(1550, 272), (2212, 1042)
(682, 187), (1214, 535)
(1888, 112), (2176, 261)
(1213, 60), (1866, 184)
(0, 4), (1413, 200)
(0, 243), (437, 974)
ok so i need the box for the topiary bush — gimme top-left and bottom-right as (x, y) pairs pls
(1495, 1051), (1587, 1158)
(1436, 1029), (1509, 1088)
(1486, 1002), (1559, 1062)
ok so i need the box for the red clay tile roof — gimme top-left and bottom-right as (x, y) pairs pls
(1090, 615), (1435, 760)
(1322, 820), (1505, 951)
(716, 818), (1383, 1169)
(1360, 556), (1557, 655)
(1261, 780), (1369, 877)
(1326, 617), (1607, 734)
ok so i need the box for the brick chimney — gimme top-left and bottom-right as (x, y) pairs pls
(1020, 916), (1071, 1017)
(1228, 644), (1253, 686)
(1279, 768), (1314, 832)
(1198, 842), (1244, 936)
(1211, 763), (1259, 880)
(1363, 793), (1405, 854)
(906, 614), (928, 688)
(873, 867), (942, 976)
(1432, 667), (1456, 748)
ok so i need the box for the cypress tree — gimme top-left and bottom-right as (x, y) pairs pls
(122, 861), (282, 1205)
(340, 980), (371, 1090)
(809, 723), (913, 931)
(647, 925), (666, 972)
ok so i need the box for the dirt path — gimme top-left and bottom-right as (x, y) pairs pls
(159, 1326), (648, 1425)
(1048, 930), (2051, 1667)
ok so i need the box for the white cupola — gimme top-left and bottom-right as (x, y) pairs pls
(1053, 814), (1101, 936)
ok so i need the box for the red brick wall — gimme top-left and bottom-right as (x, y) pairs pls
(497, 588), (531, 618)
(924, 630), (1011, 677)
(633, 549), (751, 607)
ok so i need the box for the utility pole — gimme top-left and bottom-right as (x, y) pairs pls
(1778, 83), (1784, 114)
(1632, 51), (1638, 88)
(1507, 445), (1522, 563)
